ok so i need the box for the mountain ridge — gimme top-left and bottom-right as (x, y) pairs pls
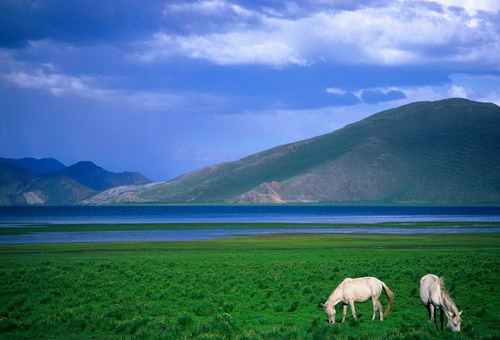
(86, 98), (500, 205)
(0, 159), (152, 205)
(3, 98), (499, 205)
(0, 157), (66, 175)
(49, 161), (151, 191)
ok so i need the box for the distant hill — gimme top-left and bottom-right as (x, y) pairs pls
(0, 157), (66, 175)
(86, 98), (500, 205)
(0, 163), (37, 205)
(0, 158), (152, 205)
(50, 161), (152, 191)
(0, 162), (94, 205)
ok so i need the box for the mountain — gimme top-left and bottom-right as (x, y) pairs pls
(0, 157), (66, 175)
(0, 159), (152, 205)
(0, 163), (38, 205)
(49, 161), (152, 191)
(86, 98), (500, 205)
(0, 162), (95, 205)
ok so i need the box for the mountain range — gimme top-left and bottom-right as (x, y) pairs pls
(84, 98), (500, 205)
(2, 98), (499, 205)
(0, 159), (151, 205)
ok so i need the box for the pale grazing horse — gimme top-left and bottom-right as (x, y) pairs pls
(419, 274), (462, 332)
(321, 277), (394, 324)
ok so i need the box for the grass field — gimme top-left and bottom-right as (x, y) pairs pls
(0, 231), (499, 339)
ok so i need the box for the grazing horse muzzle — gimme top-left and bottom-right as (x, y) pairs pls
(448, 312), (462, 332)
(321, 303), (336, 324)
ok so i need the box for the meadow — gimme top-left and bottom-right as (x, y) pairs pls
(0, 231), (498, 339)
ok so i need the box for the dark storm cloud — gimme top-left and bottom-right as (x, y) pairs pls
(361, 89), (407, 104)
(0, 0), (166, 47)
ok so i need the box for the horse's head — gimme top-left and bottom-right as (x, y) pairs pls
(321, 302), (336, 324)
(448, 310), (462, 332)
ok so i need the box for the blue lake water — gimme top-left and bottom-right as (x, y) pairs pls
(1, 227), (499, 244)
(1, 206), (500, 224)
(1, 206), (499, 244)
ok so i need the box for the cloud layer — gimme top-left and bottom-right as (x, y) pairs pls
(140, 0), (500, 68)
(0, 0), (499, 180)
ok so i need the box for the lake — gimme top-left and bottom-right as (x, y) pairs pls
(1, 205), (500, 224)
(1, 226), (500, 244)
(1, 206), (499, 244)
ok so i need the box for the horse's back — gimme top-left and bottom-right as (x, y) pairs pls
(420, 274), (440, 305)
(341, 277), (383, 301)
(346, 277), (381, 284)
(421, 273), (438, 283)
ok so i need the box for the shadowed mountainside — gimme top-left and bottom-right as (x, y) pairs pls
(0, 157), (66, 175)
(51, 161), (151, 191)
(0, 160), (152, 205)
(86, 98), (500, 204)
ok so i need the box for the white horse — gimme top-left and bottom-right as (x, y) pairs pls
(321, 277), (394, 324)
(419, 274), (462, 332)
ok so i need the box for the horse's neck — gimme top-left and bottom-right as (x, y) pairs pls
(440, 290), (459, 316)
(326, 288), (342, 307)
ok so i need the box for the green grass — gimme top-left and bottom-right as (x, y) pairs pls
(0, 232), (499, 339)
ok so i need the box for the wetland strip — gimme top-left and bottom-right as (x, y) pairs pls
(1, 227), (499, 244)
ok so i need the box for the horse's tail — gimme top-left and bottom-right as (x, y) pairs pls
(381, 281), (395, 318)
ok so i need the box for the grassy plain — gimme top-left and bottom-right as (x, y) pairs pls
(0, 231), (499, 339)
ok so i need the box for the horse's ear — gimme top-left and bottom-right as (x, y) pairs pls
(459, 310), (463, 316)
(320, 303), (325, 308)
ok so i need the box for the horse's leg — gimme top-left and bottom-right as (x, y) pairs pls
(439, 308), (444, 331)
(429, 304), (435, 322)
(371, 298), (377, 321)
(377, 301), (384, 321)
(425, 304), (431, 320)
(349, 300), (357, 320)
(342, 304), (347, 323)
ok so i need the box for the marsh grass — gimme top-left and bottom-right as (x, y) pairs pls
(0, 232), (498, 339)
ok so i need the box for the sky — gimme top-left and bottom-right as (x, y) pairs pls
(1, 0), (499, 181)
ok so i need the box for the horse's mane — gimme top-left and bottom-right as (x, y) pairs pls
(325, 280), (346, 305)
(439, 277), (460, 317)
(327, 286), (341, 302)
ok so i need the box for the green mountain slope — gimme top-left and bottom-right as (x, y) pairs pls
(87, 98), (500, 204)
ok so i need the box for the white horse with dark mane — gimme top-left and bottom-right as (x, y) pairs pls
(419, 274), (462, 332)
(321, 277), (394, 324)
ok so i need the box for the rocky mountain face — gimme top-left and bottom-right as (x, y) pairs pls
(0, 159), (152, 205)
(86, 98), (500, 205)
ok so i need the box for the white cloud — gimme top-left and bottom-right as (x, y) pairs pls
(139, 31), (308, 66)
(165, 0), (254, 17)
(420, 0), (500, 14)
(326, 87), (347, 95)
(371, 75), (500, 106)
(447, 84), (468, 98)
(0, 60), (231, 113)
(2, 69), (106, 97)
(139, 0), (500, 68)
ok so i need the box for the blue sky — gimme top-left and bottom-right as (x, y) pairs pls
(1, 0), (499, 181)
